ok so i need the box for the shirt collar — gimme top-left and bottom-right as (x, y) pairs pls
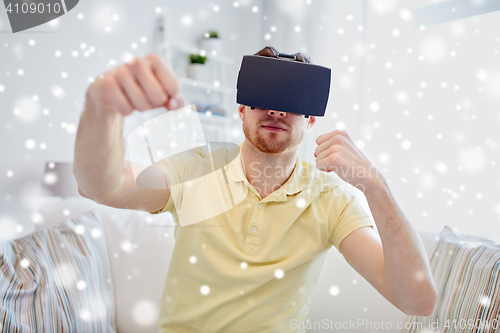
(224, 142), (247, 183)
(224, 142), (308, 198)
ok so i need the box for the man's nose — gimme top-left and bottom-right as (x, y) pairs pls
(268, 109), (286, 117)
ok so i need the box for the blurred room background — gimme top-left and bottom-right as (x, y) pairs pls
(1, 0), (499, 243)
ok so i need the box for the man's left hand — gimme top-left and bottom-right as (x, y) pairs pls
(314, 129), (381, 192)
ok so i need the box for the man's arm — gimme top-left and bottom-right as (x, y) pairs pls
(338, 177), (437, 316)
(74, 53), (183, 212)
(315, 129), (437, 316)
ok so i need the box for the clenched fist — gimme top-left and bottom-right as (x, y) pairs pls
(314, 129), (382, 192)
(85, 53), (185, 116)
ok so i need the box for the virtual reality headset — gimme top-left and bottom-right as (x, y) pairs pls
(236, 53), (331, 118)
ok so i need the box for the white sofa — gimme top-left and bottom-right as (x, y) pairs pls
(36, 197), (443, 333)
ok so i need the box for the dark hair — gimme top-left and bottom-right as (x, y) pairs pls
(254, 45), (312, 64)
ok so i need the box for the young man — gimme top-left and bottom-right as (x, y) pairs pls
(74, 46), (437, 332)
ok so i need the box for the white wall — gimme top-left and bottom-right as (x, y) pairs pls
(263, 0), (500, 240)
(0, 0), (263, 238)
(359, 0), (500, 238)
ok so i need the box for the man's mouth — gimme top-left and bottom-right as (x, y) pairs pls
(262, 123), (286, 132)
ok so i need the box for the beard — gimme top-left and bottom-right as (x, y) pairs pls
(242, 121), (305, 155)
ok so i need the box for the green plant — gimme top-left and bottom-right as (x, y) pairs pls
(204, 30), (219, 39)
(189, 54), (208, 65)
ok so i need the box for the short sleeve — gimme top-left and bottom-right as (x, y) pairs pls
(147, 147), (212, 215)
(148, 155), (185, 215)
(328, 186), (375, 254)
(149, 187), (175, 215)
(148, 144), (243, 225)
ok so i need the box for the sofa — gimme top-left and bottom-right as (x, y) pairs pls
(1, 196), (499, 333)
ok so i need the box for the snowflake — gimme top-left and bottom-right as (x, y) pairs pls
(200, 285), (210, 295)
(329, 285), (339, 296)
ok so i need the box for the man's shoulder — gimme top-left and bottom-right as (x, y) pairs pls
(161, 143), (239, 164)
(153, 143), (240, 178)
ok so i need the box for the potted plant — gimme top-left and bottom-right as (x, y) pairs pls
(199, 30), (222, 56)
(186, 54), (208, 81)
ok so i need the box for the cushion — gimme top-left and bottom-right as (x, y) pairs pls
(404, 226), (500, 332)
(35, 197), (100, 229)
(0, 210), (116, 332)
(35, 200), (177, 332)
(417, 230), (442, 262)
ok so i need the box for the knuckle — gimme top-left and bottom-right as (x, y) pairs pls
(150, 92), (166, 106)
(120, 104), (133, 115)
(328, 145), (337, 154)
(125, 60), (135, 72)
(93, 75), (114, 103)
(335, 134), (347, 143)
(330, 135), (341, 144)
(133, 93), (152, 110)
(336, 129), (347, 135)
(136, 101), (151, 112)
(338, 136), (348, 145)
(100, 74), (116, 91)
(145, 53), (160, 63)
(131, 57), (145, 70)
(114, 66), (128, 80)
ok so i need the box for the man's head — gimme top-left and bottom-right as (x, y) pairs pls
(238, 46), (317, 155)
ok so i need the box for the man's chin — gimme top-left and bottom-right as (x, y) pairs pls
(257, 141), (289, 154)
(244, 126), (295, 154)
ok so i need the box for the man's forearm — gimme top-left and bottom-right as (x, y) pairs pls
(363, 176), (438, 316)
(73, 98), (125, 203)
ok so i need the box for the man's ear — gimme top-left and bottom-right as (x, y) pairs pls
(238, 104), (245, 121)
(306, 116), (316, 130)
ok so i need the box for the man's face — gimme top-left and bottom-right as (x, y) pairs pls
(238, 105), (316, 155)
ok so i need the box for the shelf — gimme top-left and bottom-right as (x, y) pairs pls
(197, 111), (232, 122)
(179, 77), (234, 95)
(169, 41), (234, 64)
(160, 10), (234, 144)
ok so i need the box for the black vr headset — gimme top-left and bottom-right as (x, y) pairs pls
(236, 53), (331, 118)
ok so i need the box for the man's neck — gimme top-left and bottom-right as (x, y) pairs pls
(240, 138), (297, 199)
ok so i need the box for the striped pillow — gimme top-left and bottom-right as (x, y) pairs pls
(405, 226), (500, 332)
(0, 210), (116, 332)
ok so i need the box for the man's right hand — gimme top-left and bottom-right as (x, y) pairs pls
(74, 53), (183, 211)
(85, 53), (185, 116)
